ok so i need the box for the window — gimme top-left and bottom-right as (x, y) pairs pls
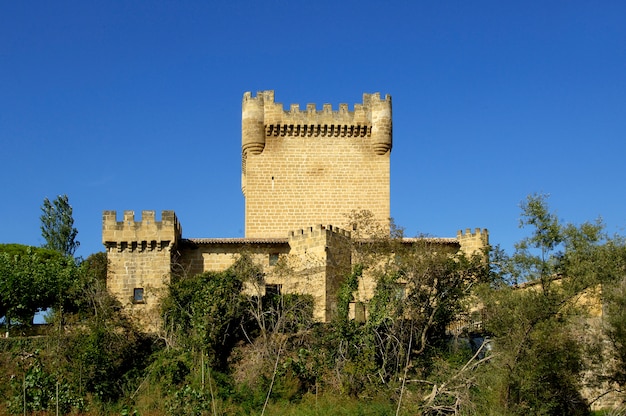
(269, 253), (279, 266)
(265, 284), (281, 297)
(133, 288), (144, 303)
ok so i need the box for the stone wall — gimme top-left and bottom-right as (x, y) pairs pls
(177, 239), (289, 277)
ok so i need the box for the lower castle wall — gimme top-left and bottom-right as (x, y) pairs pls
(177, 243), (290, 277)
(105, 212), (490, 327)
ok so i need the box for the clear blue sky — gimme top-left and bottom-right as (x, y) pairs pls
(1, 1), (625, 258)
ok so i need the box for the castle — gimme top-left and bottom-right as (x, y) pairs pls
(103, 91), (488, 330)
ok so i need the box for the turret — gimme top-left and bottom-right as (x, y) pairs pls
(242, 91), (267, 156)
(368, 92), (393, 155)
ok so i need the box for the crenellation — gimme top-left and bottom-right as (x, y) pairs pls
(457, 228), (489, 239)
(241, 90), (391, 128)
(102, 210), (182, 247)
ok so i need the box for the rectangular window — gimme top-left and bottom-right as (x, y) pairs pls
(265, 284), (281, 297)
(133, 288), (144, 303)
(269, 253), (279, 266)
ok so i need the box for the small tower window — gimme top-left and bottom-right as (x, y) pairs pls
(133, 288), (145, 303)
(265, 284), (282, 297)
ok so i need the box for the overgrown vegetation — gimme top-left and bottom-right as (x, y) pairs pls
(2, 195), (626, 414)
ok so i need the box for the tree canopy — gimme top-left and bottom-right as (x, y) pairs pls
(0, 244), (78, 327)
(40, 194), (80, 257)
(471, 194), (626, 415)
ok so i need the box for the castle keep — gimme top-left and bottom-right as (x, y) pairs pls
(242, 90), (391, 237)
(103, 91), (488, 330)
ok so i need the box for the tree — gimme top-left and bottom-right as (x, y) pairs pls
(0, 244), (78, 328)
(40, 194), (79, 257)
(67, 252), (108, 317)
(471, 194), (624, 415)
(161, 265), (247, 369)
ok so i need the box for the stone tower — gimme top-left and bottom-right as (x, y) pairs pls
(285, 225), (352, 322)
(241, 91), (392, 238)
(102, 210), (181, 330)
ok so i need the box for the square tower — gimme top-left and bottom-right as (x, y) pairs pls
(241, 91), (392, 238)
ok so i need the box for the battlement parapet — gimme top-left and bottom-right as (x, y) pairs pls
(456, 228), (489, 256)
(456, 228), (489, 240)
(242, 90), (392, 156)
(288, 224), (351, 240)
(243, 90), (390, 122)
(102, 210), (182, 251)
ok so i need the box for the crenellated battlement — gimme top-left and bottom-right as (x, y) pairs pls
(288, 224), (352, 240)
(456, 228), (489, 256)
(242, 90), (391, 122)
(242, 90), (392, 157)
(102, 210), (182, 251)
(457, 228), (489, 239)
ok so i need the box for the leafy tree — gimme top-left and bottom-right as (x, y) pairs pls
(68, 252), (108, 316)
(47, 252), (153, 405)
(471, 194), (624, 415)
(598, 243), (626, 396)
(232, 254), (316, 409)
(0, 244), (78, 328)
(60, 295), (150, 403)
(289, 211), (493, 410)
(40, 194), (80, 257)
(8, 350), (85, 414)
(162, 264), (247, 369)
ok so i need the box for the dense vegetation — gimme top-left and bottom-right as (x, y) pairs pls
(2, 194), (626, 415)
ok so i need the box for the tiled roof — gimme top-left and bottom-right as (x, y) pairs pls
(182, 238), (288, 245)
(181, 236), (459, 246)
(401, 237), (460, 245)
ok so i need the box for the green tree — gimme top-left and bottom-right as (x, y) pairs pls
(40, 194), (80, 257)
(309, 211), (492, 410)
(471, 194), (624, 415)
(0, 244), (77, 329)
(44, 251), (152, 406)
(162, 264), (246, 369)
(68, 252), (108, 316)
